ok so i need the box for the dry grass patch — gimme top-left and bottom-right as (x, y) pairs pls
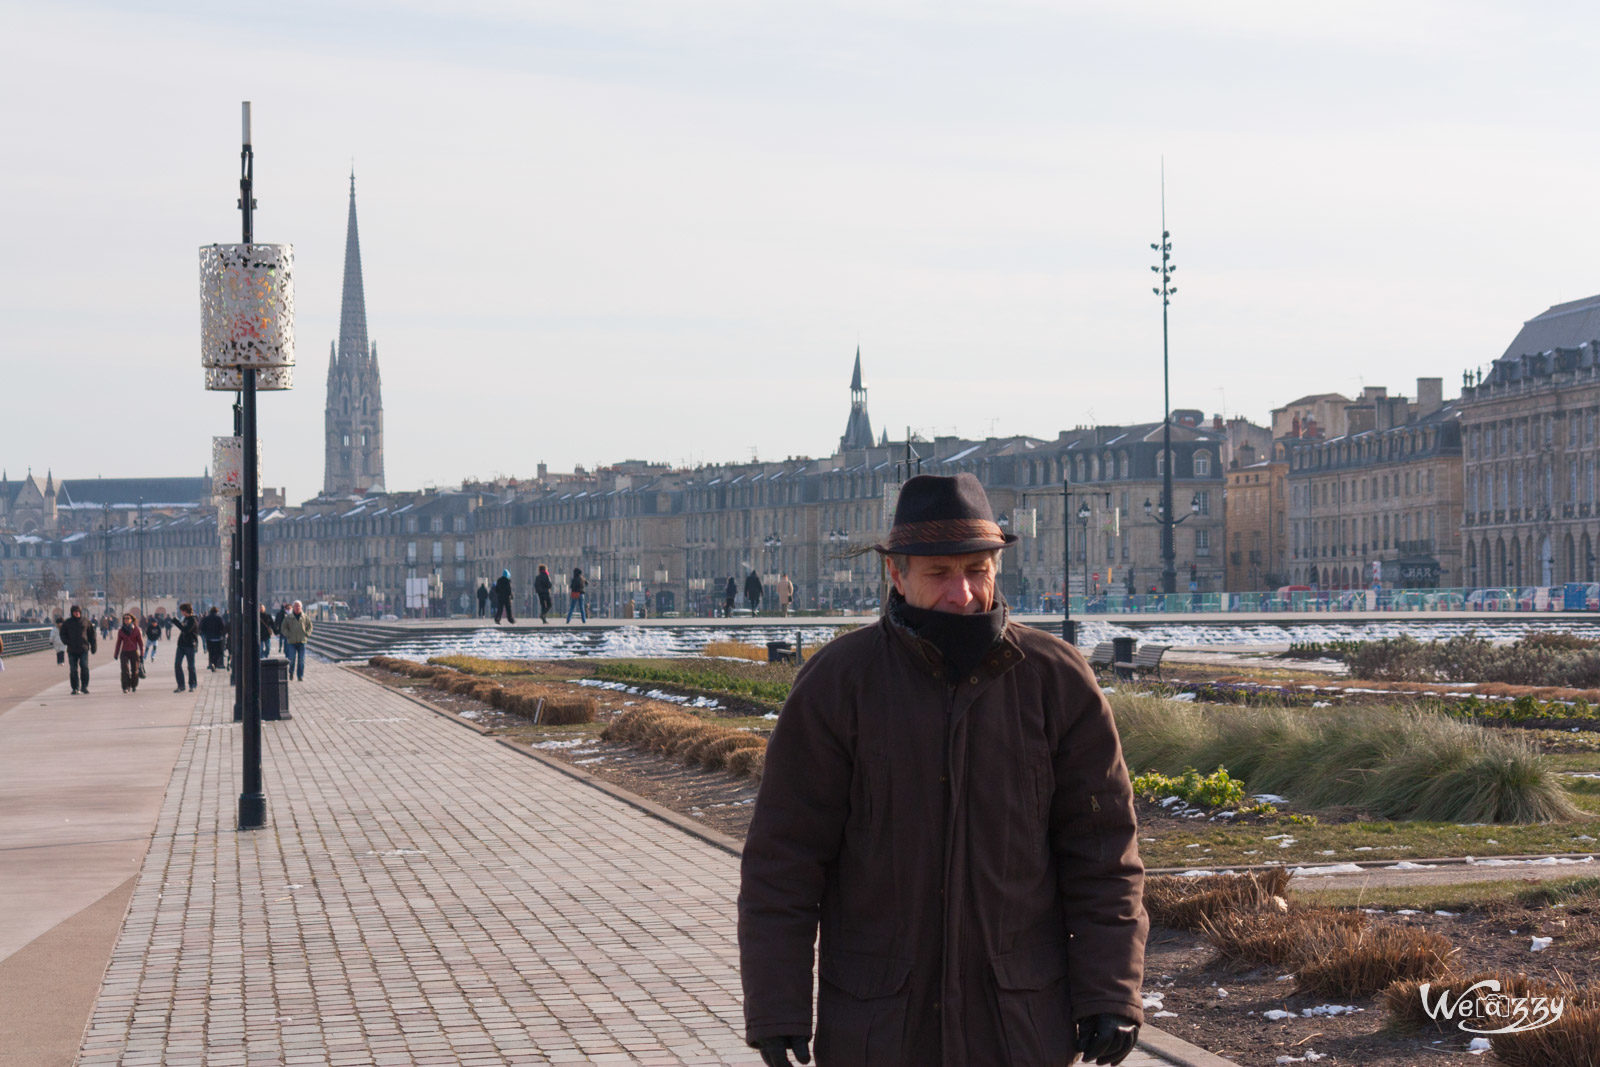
(1294, 923), (1456, 999)
(1493, 1002), (1600, 1066)
(603, 705), (768, 778)
(1144, 869), (1290, 931)
(366, 656), (595, 724)
(1200, 908), (1365, 970)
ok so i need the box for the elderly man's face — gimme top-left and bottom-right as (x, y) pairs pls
(888, 552), (998, 615)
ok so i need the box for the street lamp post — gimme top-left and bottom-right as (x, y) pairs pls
(1061, 483), (1098, 645)
(137, 497), (146, 618)
(1145, 493), (1200, 603)
(1150, 169), (1180, 593)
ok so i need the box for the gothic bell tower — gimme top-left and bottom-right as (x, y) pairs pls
(324, 172), (386, 496)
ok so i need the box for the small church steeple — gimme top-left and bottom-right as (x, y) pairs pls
(839, 347), (875, 451)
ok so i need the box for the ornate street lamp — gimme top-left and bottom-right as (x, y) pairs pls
(199, 102), (295, 832)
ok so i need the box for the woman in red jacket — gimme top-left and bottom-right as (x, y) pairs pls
(112, 612), (146, 693)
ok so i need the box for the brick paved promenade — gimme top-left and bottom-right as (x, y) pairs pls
(0, 655), (1224, 1065)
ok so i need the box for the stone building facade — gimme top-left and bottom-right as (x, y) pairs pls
(1285, 380), (1463, 589)
(1458, 294), (1600, 587)
(1223, 444), (1288, 591)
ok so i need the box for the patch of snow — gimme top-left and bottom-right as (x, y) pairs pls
(1302, 1004), (1360, 1017)
(1468, 1037), (1491, 1054)
(1290, 864), (1365, 876)
(1531, 936), (1553, 951)
(1387, 862), (1437, 870)
(1253, 794), (1287, 804)
(1262, 1010), (1293, 1021)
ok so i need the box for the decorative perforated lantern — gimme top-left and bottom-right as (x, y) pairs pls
(204, 365), (294, 392)
(213, 436), (243, 497)
(199, 243), (295, 369)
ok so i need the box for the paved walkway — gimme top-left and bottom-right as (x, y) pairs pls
(3, 654), (1222, 1065)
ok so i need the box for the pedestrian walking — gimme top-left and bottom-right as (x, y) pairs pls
(493, 569), (516, 624)
(738, 474), (1146, 1067)
(778, 572), (794, 616)
(59, 605), (97, 694)
(144, 614), (162, 664)
(744, 570), (763, 615)
(724, 576), (737, 618)
(476, 580), (490, 618)
(50, 616), (67, 665)
(112, 612), (145, 693)
(258, 604), (276, 658)
(274, 603), (288, 654)
(534, 565), (554, 624)
(172, 602), (199, 692)
(280, 600), (313, 680)
(565, 567), (588, 623)
(199, 606), (228, 670)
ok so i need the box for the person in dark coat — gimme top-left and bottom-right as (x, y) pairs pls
(533, 565), (554, 624)
(59, 605), (98, 694)
(744, 571), (763, 615)
(112, 612), (145, 693)
(172, 602), (199, 692)
(199, 606), (228, 671)
(258, 605), (276, 658)
(476, 581), (490, 618)
(493, 569), (516, 624)
(739, 474), (1146, 1067)
(723, 577), (737, 618)
(274, 603), (289, 654)
(565, 567), (588, 623)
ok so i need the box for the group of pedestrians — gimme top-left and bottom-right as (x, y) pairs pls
(478, 566), (591, 624)
(49, 597), (315, 695)
(716, 572), (795, 617)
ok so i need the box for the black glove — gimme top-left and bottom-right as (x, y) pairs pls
(755, 1035), (811, 1067)
(1077, 1013), (1139, 1066)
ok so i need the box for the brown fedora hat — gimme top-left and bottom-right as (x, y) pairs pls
(875, 473), (1019, 557)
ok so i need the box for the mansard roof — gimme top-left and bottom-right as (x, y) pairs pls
(1498, 293), (1600, 362)
(55, 476), (210, 509)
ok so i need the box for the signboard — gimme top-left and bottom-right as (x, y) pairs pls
(405, 577), (429, 610)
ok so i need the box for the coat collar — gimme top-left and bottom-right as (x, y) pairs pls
(881, 593), (1026, 685)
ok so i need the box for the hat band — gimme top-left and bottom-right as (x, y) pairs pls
(885, 518), (1006, 550)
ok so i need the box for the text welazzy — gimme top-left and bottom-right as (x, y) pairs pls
(1419, 979), (1564, 1035)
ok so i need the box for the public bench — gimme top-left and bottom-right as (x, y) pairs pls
(1114, 643), (1171, 680)
(1087, 642), (1116, 674)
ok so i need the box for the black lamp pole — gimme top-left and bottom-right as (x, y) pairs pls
(1062, 477), (1076, 645)
(236, 102), (265, 832)
(1150, 167), (1179, 594)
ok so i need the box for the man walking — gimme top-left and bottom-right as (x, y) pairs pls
(280, 600), (313, 681)
(534, 565), (554, 624)
(199, 606), (228, 671)
(493, 569), (516, 624)
(723, 576), (737, 618)
(477, 580), (490, 619)
(59, 604), (97, 695)
(744, 570), (763, 615)
(778, 572), (794, 616)
(172, 602), (199, 692)
(738, 474), (1146, 1067)
(258, 604), (276, 659)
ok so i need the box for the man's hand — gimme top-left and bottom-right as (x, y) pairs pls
(1077, 1014), (1139, 1065)
(754, 1035), (811, 1067)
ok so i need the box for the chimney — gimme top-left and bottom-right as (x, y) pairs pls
(1213, 414), (1223, 429)
(537, 462), (548, 482)
(1416, 377), (1443, 417)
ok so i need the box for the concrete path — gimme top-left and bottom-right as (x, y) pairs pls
(0, 643), (202, 1067)
(4, 654), (1223, 1065)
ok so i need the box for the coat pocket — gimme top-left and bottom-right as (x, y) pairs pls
(991, 940), (1075, 1066)
(817, 950), (912, 1066)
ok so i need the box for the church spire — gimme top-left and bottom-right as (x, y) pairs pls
(338, 170), (370, 366)
(840, 347), (875, 452)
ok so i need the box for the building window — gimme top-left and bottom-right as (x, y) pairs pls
(1194, 529), (1211, 557)
(406, 542), (416, 564)
(1193, 451), (1211, 476)
(1195, 490), (1212, 515)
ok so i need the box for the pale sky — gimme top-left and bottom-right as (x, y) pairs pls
(1, 1), (1593, 503)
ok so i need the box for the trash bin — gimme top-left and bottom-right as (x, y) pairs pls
(1111, 636), (1137, 680)
(766, 641), (797, 664)
(260, 657), (291, 721)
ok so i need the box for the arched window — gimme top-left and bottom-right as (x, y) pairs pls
(362, 396), (369, 415)
(342, 396), (349, 415)
(1118, 451), (1129, 478)
(1192, 450), (1211, 477)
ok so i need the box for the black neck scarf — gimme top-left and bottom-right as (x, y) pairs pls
(889, 590), (1007, 679)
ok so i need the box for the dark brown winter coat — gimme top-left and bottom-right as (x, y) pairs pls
(738, 610), (1147, 1066)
